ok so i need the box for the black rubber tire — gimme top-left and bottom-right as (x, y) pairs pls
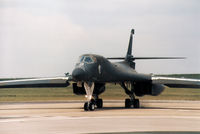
(84, 102), (89, 111)
(125, 98), (131, 108)
(89, 102), (95, 111)
(91, 99), (95, 103)
(133, 99), (140, 108)
(97, 99), (103, 108)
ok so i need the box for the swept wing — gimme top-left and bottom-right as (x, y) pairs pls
(0, 77), (70, 88)
(152, 76), (200, 88)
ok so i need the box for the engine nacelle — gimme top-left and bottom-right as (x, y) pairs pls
(134, 82), (165, 97)
(73, 82), (105, 95)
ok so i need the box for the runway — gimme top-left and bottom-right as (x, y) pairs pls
(0, 100), (200, 134)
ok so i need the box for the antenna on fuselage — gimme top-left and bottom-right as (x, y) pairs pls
(125, 29), (134, 62)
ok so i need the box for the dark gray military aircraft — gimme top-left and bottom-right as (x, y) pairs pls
(0, 29), (200, 111)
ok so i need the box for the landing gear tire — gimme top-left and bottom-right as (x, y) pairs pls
(125, 98), (131, 108)
(120, 82), (140, 109)
(89, 102), (95, 111)
(84, 102), (89, 111)
(96, 99), (103, 108)
(84, 101), (96, 111)
(133, 99), (140, 108)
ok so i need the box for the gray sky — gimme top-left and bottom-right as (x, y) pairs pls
(0, 0), (199, 78)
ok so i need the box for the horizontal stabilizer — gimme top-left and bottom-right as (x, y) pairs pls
(132, 57), (186, 60)
(107, 57), (185, 60)
(107, 57), (125, 60)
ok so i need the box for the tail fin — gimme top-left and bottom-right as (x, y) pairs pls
(125, 29), (134, 62)
(107, 29), (185, 61)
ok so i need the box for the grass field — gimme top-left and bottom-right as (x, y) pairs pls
(0, 83), (200, 102)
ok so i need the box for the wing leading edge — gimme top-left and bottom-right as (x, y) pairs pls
(0, 77), (70, 88)
(152, 76), (200, 88)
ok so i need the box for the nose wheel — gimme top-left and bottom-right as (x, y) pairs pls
(84, 98), (103, 111)
(84, 101), (95, 111)
(96, 98), (103, 108)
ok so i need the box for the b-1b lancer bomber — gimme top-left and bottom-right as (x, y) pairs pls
(0, 29), (200, 111)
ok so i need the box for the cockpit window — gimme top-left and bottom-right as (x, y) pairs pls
(84, 56), (93, 63)
(78, 55), (95, 64)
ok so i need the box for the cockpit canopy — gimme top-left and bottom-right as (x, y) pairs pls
(78, 55), (96, 64)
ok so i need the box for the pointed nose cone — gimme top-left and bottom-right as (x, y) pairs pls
(72, 68), (86, 81)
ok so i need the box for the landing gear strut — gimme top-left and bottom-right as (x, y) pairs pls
(121, 82), (140, 108)
(83, 82), (103, 111)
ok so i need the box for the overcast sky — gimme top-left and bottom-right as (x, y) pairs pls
(0, 0), (199, 78)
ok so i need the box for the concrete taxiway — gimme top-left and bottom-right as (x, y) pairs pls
(0, 100), (200, 134)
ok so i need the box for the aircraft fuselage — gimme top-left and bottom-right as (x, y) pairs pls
(72, 54), (151, 83)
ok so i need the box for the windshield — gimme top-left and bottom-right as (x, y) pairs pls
(78, 55), (95, 64)
(84, 56), (93, 63)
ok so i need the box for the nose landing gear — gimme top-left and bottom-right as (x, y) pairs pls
(83, 82), (103, 111)
(84, 82), (95, 111)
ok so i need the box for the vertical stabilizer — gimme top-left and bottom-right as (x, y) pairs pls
(125, 29), (134, 62)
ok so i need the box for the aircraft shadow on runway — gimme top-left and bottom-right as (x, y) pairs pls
(1, 105), (200, 111)
(0, 107), (79, 110)
(93, 106), (200, 111)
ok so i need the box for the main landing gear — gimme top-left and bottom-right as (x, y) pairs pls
(83, 82), (103, 111)
(120, 82), (140, 108)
